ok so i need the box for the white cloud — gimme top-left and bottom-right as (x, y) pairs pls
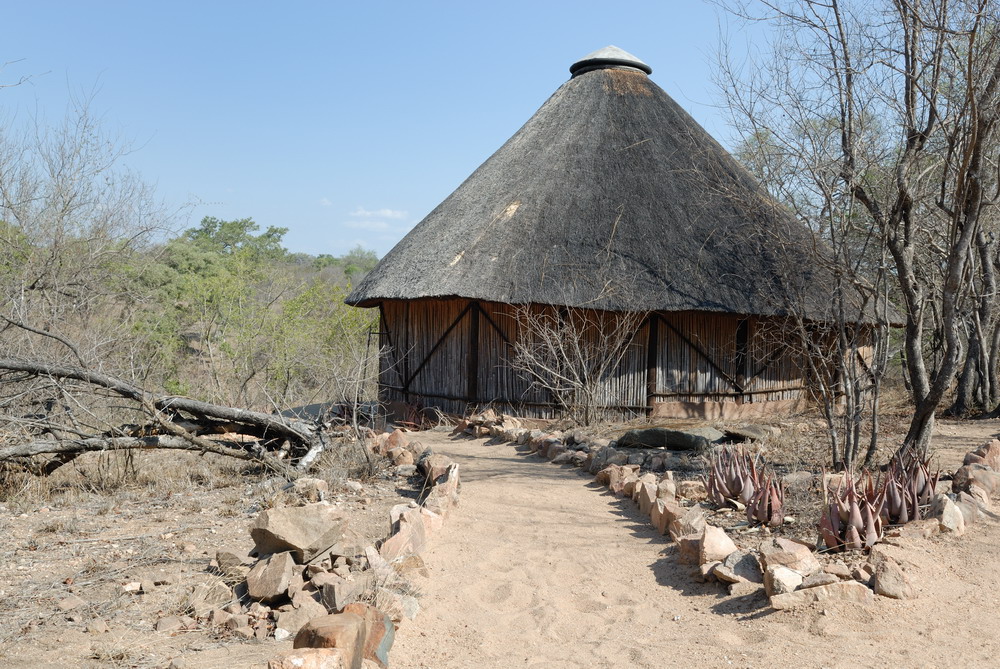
(350, 206), (408, 220)
(319, 197), (333, 207)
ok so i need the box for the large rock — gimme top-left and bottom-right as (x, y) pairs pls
(722, 425), (775, 443)
(251, 504), (348, 564)
(714, 550), (762, 584)
(932, 494), (966, 535)
(186, 580), (235, 617)
(764, 565), (802, 596)
(769, 581), (874, 610)
(637, 482), (658, 516)
(699, 525), (738, 565)
(379, 507), (428, 562)
(294, 613), (368, 669)
(871, 552), (914, 600)
(668, 505), (707, 541)
(247, 551), (296, 604)
(320, 576), (364, 612)
(650, 499), (670, 535)
(276, 597), (329, 635)
(617, 427), (725, 451)
(422, 463), (460, 517)
(269, 648), (347, 669)
(759, 538), (820, 576)
(953, 464), (1000, 496)
(418, 453), (454, 482)
(342, 603), (394, 669)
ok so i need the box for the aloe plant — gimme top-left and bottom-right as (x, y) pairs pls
(703, 446), (785, 527)
(703, 446), (759, 508)
(818, 470), (884, 552)
(881, 455), (939, 525)
(746, 473), (784, 527)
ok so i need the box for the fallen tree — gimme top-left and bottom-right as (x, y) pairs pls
(0, 357), (332, 476)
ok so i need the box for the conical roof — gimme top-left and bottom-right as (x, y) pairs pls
(347, 47), (836, 318)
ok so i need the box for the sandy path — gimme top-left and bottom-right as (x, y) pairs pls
(392, 426), (1000, 669)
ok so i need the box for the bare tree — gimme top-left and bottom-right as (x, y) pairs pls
(510, 305), (646, 425)
(715, 0), (1000, 459)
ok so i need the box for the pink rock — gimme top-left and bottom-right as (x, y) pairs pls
(294, 613), (367, 669)
(699, 524), (737, 565)
(769, 581), (874, 609)
(269, 648), (347, 669)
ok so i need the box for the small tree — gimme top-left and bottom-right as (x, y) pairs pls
(510, 305), (645, 425)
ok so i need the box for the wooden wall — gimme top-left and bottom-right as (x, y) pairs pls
(377, 298), (811, 419)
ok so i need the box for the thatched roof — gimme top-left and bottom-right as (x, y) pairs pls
(347, 47), (849, 320)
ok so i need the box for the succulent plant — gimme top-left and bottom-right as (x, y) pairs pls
(703, 445), (759, 508)
(746, 473), (784, 527)
(818, 470), (884, 552)
(703, 445), (785, 527)
(881, 454), (939, 525)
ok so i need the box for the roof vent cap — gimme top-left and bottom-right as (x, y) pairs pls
(570, 45), (652, 77)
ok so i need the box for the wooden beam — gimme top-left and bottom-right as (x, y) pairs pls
(645, 314), (659, 411)
(468, 302), (480, 402)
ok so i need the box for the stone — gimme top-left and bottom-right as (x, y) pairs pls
(637, 482), (658, 516)
(294, 613), (367, 669)
(209, 608), (233, 627)
(321, 578), (362, 613)
(668, 505), (707, 541)
(570, 451), (588, 467)
(932, 494), (966, 535)
(233, 625), (256, 639)
(769, 581), (874, 610)
(953, 464), (1000, 496)
(697, 561), (720, 583)
(155, 616), (185, 633)
(606, 451), (630, 466)
(342, 603), (394, 669)
(617, 427), (725, 451)
(675, 534), (701, 565)
(380, 508), (428, 562)
(57, 595), (87, 612)
(764, 565), (802, 596)
(823, 562), (852, 579)
(226, 614), (251, 630)
(216, 548), (249, 574)
(650, 499), (669, 535)
(722, 425), (774, 442)
(388, 448), (414, 467)
(656, 478), (677, 500)
(269, 649), (347, 669)
(186, 580), (235, 617)
(551, 451), (573, 465)
(247, 551), (296, 604)
(954, 492), (981, 525)
(276, 597), (329, 635)
(251, 504), (349, 564)
(385, 429), (410, 451)
(851, 564), (873, 584)
(800, 572), (839, 589)
(699, 524), (738, 565)
(715, 550), (762, 584)
(871, 553), (914, 600)
(422, 463), (460, 517)
(417, 453), (453, 482)
(395, 465), (417, 477)
(292, 478), (330, 502)
(677, 480), (707, 502)
(759, 538), (820, 576)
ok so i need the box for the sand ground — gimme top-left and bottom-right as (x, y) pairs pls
(393, 421), (1000, 669)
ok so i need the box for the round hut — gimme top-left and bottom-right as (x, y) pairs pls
(346, 46), (840, 421)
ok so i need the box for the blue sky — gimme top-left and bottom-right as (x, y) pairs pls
(3, 2), (758, 257)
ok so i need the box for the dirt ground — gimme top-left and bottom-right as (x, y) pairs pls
(0, 417), (997, 668)
(0, 449), (420, 668)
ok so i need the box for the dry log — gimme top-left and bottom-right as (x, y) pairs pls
(0, 357), (323, 474)
(0, 435), (296, 477)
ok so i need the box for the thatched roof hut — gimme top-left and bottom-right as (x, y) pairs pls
(347, 46), (851, 420)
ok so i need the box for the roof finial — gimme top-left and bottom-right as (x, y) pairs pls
(570, 45), (652, 77)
